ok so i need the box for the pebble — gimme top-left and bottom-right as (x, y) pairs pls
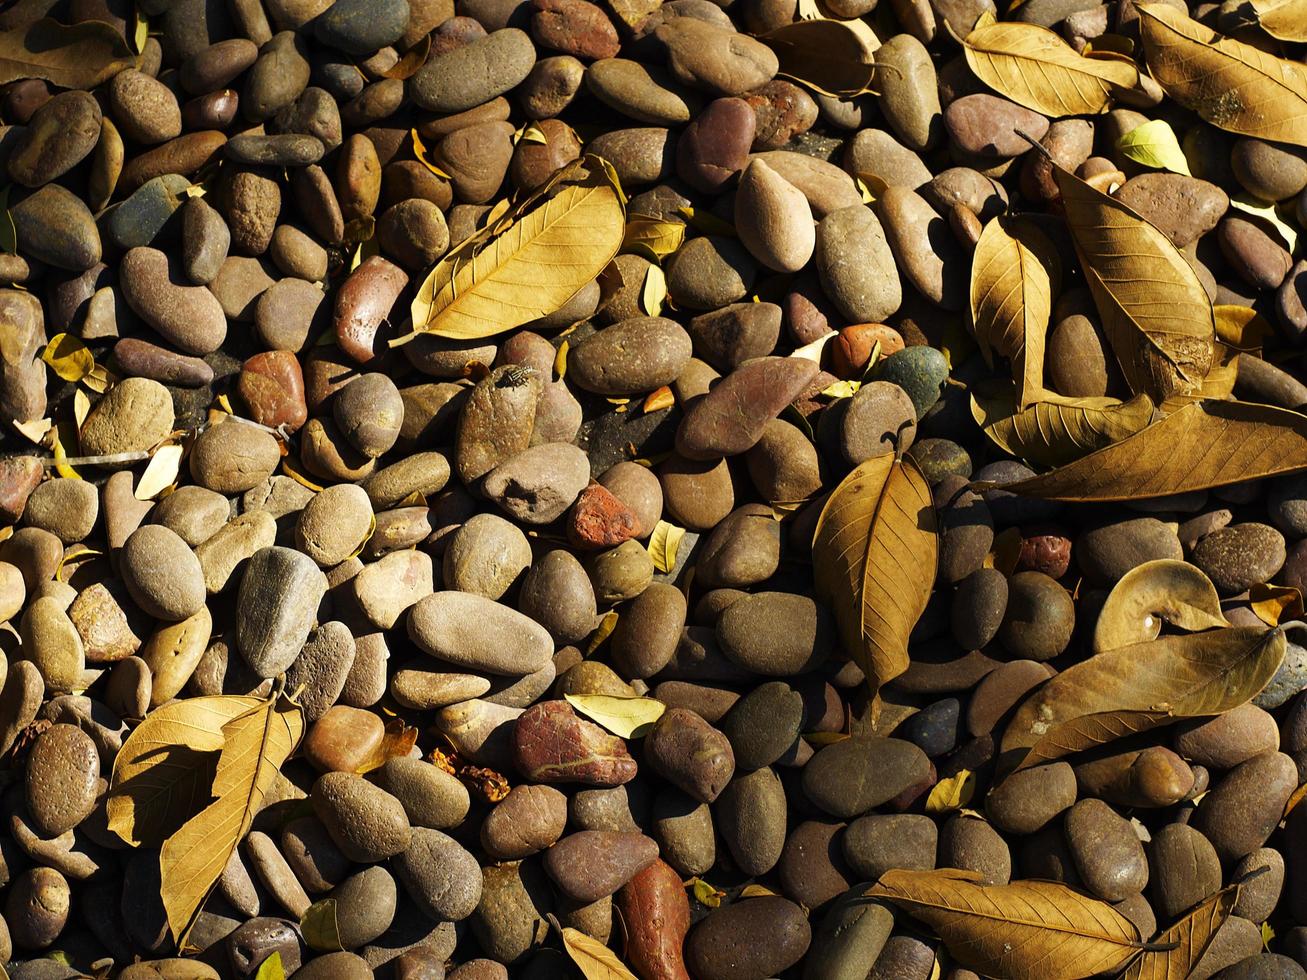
(684, 897), (811, 980)
(237, 546), (328, 677)
(24, 723), (99, 837)
(815, 205), (902, 324)
(312, 771), (412, 863)
(1193, 751), (1298, 862)
(409, 591), (553, 675)
(1192, 523), (1286, 594)
(802, 736), (929, 818)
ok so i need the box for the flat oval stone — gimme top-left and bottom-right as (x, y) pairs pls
(409, 592), (553, 676)
(8, 91), (102, 187)
(1149, 822), (1222, 921)
(312, 771), (412, 863)
(569, 317), (693, 395)
(482, 443), (591, 524)
(716, 591), (831, 675)
(481, 784), (568, 859)
(1064, 798), (1149, 902)
(513, 699), (638, 785)
(675, 356), (818, 460)
(1115, 173), (1228, 248)
(409, 29), (537, 113)
(10, 184), (101, 271)
(120, 524), (206, 621)
(815, 204), (901, 324)
(25, 723), (98, 837)
(113, 338), (214, 388)
(656, 18), (778, 96)
(333, 255), (408, 364)
(875, 186), (968, 311)
(237, 546), (329, 677)
(802, 736), (930, 818)
(1192, 523), (1286, 595)
(586, 58), (700, 125)
(545, 830), (660, 903)
(944, 93), (1049, 157)
(119, 247), (227, 355)
(685, 897), (811, 980)
(314, 0), (408, 53)
(645, 707), (735, 803)
(1193, 751), (1298, 862)
(395, 827), (483, 921)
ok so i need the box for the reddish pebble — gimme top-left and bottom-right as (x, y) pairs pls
(333, 255), (408, 364)
(531, 0), (621, 60)
(618, 859), (692, 980)
(0, 456), (44, 523)
(513, 700), (638, 786)
(831, 323), (905, 378)
(238, 350), (309, 432)
(568, 482), (642, 549)
(1019, 527), (1072, 579)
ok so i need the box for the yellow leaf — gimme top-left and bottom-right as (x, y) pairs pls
(107, 695), (263, 847)
(1093, 558), (1228, 653)
(134, 443), (183, 501)
(1262, 920), (1276, 949)
(756, 18), (880, 98)
(409, 158), (624, 341)
(676, 205), (736, 237)
(1116, 120), (1191, 175)
(346, 512), (377, 562)
(253, 952), (285, 980)
(81, 362), (114, 394)
(560, 925), (638, 980)
(132, 8), (148, 54)
(281, 458), (325, 493)
(925, 769), (976, 814)
(622, 215), (686, 263)
(1251, 0), (1307, 40)
(160, 691), (304, 947)
(970, 386), (1156, 469)
(12, 417), (51, 444)
(350, 234), (380, 273)
(586, 609), (620, 655)
(40, 333), (94, 382)
(301, 898), (344, 952)
(564, 694), (666, 738)
(643, 386), (674, 413)
(641, 263), (666, 317)
(410, 128), (451, 178)
(1249, 583), (1304, 626)
(647, 520), (686, 573)
(516, 123), (548, 145)
(790, 330), (837, 365)
(740, 884), (778, 898)
(1137, 3), (1307, 146)
(553, 339), (569, 381)
(821, 379), (861, 399)
(690, 877), (724, 908)
(812, 455), (937, 710)
(963, 20), (1139, 117)
(73, 387), (90, 429)
(55, 543), (102, 582)
(52, 419), (79, 480)
(1229, 195), (1298, 253)
(1214, 305), (1274, 351)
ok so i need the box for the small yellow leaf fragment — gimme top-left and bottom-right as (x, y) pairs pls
(690, 877), (724, 908)
(564, 693), (666, 738)
(12, 417), (52, 444)
(641, 263), (667, 316)
(40, 333), (95, 382)
(647, 519), (686, 573)
(925, 769), (976, 814)
(301, 899), (344, 952)
(1116, 119), (1192, 175)
(821, 379), (861, 399)
(739, 884), (779, 898)
(1249, 583), (1304, 627)
(410, 128), (451, 179)
(586, 609), (620, 655)
(643, 385), (674, 414)
(554, 339), (569, 380)
(254, 952), (286, 980)
(52, 420), (80, 480)
(135, 444), (184, 500)
(559, 924), (639, 980)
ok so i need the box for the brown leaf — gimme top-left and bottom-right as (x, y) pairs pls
(1137, 2), (1307, 146)
(1250, 0), (1307, 40)
(381, 34), (430, 79)
(1054, 162), (1215, 403)
(812, 454), (937, 709)
(983, 400), (1307, 500)
(1093, 559), (1228, 653)
(1250, 583), (1305, 627)
(970, 384), (1155, 469)
(969, 215), (1061, 407)
(868, 868), (1147, 980)
(1121, 886), (1238, 980)
(755, 18), (880, 97)
(0, 18), (136, 90)
(1001, 625), (1286, 769)
(963, 18), (1139, 117)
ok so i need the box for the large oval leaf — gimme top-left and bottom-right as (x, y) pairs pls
(756, 18), (880, 98)
(0, 18), (136, 90)
(969, 216), (1060, 407)
(1122, 886), (1238, 980)
(869, 869), (1148, 980)
(106, 695), (263, 847)
(963, 18), (1139, 117)
(1054, 164), (1215, 404)
(1000, 625), (1286, 769)
(409, 159), (625, 341)
(1138, 2), (1307, 146)
(812, 454), (937, 709)
(987, 399), (1307, 500)
(970, 386), (1154, 469)
(1093, 559), (1228, 653)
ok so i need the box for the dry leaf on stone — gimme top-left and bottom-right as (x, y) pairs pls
(253, 953), (285, 980)
(564, 694), (666, 738)
(1137, 2), (1307, 147)
(925, 769), (976, 814)
(970, 384), (1154, 469)
(812, 454), (937, 710)
(987, 400), (1307, 500)
(1229, 195), (1298, 252)
(381, 34), (431, 79)
(1249, 583), (1304, 627)
(1054, 163), (1215, 404)
(1214, 305), (1274, 353)
(756, 18), (880, 98)
(1121, 886), (1238, 980)
(622, 214), (686, 263)
(1001, 625), (1286, 769)
(301, 898), (344, 952)
(107, 695), (262, 847)
(40, 333), (94, 383)
(647, 520), (686, 573)
(969, 215), (1060, 408)
(408, 156), (624, 341)
(1093, 559), (1228, 653)
(869, 868), (1149, 980)
(1116, 120), (1192, 175)
(962, 19), (1139, 117)
(160, 691), (304, 947)
(641, 263), (667, 316)
(0, 18), (136, 89)
(1250, 0), (1307, 40)
(134, 444), (184, 501)
(560, 924), (639, 980)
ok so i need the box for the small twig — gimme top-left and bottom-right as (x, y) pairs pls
(40, 450), (152, 467)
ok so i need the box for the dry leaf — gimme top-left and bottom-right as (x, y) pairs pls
(1214, 304), (1274, 352)
(969, 216), (1060, 408)
(587, 609), (620, 654)
(253, 953), (285, 980)
(0, 18), (136, 89)
(622, 214), (686, 263)
(641, 263), (667, 317)
(107, 695), (263, 847)
(40, 333), (94, 382)
(51, 419), (80, 480)
(301, 899), (344, 952)
(1054, 163), (1214, 404)
(986, 400), (1307, 500)
(970, 386), (1154, 469)
(132, 9), (149, 54)
(382, 34), (431, 79)
(869, 869), (1147, 980)
(409, 157), (624, 341)
(756, 18), (880, 97)
(1249, 583), (1304, 627)
(676, 205), (736, 237)
(564, 694), (666, 738)
(1093, 559), (1228, 653)
(962, 19), (1139, 117)
(353, 717), (419, 774)
(821, 379), (861, 399)
(410, 128), (451, 179)
(925, 769), (976, 814)
(1001, 625), (1286, 769)
(135, 444), (184, 501)
(160, 691), (304, 947)
(560, 925), (639, 980)
(1122, 886), (1238, 980)
(986, 526), (1024, 575)
(690, 878), (724, 907)
(644, 385), (674, 413)
(1116, 120), (1192, 175)
(647, 520), (686, 573)
(1251, 0), (1307, 40)
(812, 454), (937, 708)
(1137, 3), (1307, 147)
(1229, 195), (1298, 253)
(739, 884), (778, 898)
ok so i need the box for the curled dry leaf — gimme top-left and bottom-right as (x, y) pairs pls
(408, 156), (625, 341)
(160, 691), (305, 947)
(756, 18), (880, 98)
(1121, 886), (1238, 980)
(559, 922), (640, 980)
(812, 454), (937, 709)
(381, 34), (431, 79)
(962, 17), (1139, 117)
(1249, 583), (1305, 627)
(106, 695), (262, 847)
(1137, 2), (1307, 147)
(622, 214), (686, 263)
(564, 693), (667, 738)
(1001, 625), (1286, 770)
(970, 385), (1154, 469)
(0, 18), (137, 89)
(1093, 559), (1228, 653)
(868, 868), (1148, 980)
(925, 769), (976, 814)
(1250, 0), (1307, 41)
(988, 400), (1307, 500)
(40, 333), (94, 383)
(134, 443), (184, 501)
(1053, 163), (1214, 404)
(969, 215), (1060, 408)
